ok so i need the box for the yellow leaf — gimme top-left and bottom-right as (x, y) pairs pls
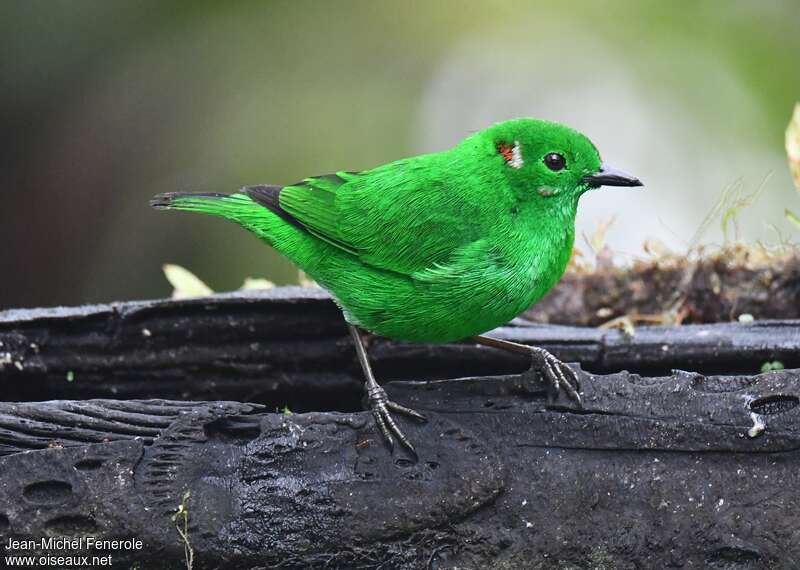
(298, 270), (319, 288)
(240, 277), (275, 290)
(163, 264), (213, 299)
(787, 103), (800, 192)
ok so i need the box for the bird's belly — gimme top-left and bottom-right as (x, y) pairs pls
(339, 268), (542, 344)
(310, 230), (573, 344)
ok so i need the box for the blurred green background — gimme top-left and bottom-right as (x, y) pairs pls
(2, 0), (799, 309)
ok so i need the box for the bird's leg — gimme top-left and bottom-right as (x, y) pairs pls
(472, 335), (582, 405)
(347, 324), (426, 453)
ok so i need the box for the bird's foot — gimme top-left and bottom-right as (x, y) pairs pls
(527, 346), (582, 406)
(365, 384), (426, 454)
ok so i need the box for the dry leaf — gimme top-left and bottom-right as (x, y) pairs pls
(240, 277), (275, 290)
(298, 270), (319, 288)
(589, 217), (616, 253)
(643, 238), (670, 257)
(163, 264), (213, 299)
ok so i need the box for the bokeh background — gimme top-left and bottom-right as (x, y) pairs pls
(2, 0), (799, 309)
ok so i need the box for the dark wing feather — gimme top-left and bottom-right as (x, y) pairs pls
(243, 184), (306, 230)
(245, 174), (360, 254)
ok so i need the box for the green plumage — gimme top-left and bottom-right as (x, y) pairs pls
(152, 118), (609, 343)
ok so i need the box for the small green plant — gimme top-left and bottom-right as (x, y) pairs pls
(172, 490), (194, 570)
(722, 181), (769, 243)
(761, 360), (785, 373)
(786, 209), (800, 229)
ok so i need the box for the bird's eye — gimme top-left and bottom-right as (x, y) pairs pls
(544, 153), (566, 171)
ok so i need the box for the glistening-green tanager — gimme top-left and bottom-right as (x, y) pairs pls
(152, 118), (642, 452)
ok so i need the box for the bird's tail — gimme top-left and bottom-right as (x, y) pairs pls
(150, 191), (285, 245)
(150, 192), (256, 217)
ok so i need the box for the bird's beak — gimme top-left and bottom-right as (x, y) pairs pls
(581, 164), (643, 188)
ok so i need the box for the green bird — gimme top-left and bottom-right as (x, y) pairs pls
(151, 118), (642, 452)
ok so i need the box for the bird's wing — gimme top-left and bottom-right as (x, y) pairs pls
(246, 157), (488, 275)
(246, 173), (360, 255)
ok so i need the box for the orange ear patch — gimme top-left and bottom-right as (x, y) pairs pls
(497, 142), (515, 163)
(496, 141), (524, 169)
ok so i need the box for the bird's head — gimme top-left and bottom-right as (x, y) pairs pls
(479, 118), (642, 208)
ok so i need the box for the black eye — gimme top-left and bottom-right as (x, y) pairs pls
(544, 153), (566, 171)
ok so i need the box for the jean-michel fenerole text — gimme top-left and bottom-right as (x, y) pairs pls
(5, 537), (144, 551)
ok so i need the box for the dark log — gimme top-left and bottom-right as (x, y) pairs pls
(1, 288), (798, 408)
(1, 289), (800, 568)
(0, 368), (799, 569)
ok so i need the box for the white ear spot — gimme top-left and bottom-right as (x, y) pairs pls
(508, 141), (524, 169)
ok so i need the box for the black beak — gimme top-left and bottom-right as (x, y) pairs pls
(581, 164), (643, 188)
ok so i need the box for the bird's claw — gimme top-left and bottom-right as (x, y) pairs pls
(529, 347), (582, 406)
(366, 384), (426, 454)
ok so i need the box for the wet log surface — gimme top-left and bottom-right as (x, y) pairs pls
(1, 288), (799, 569)
(2, 287), (799, 407)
